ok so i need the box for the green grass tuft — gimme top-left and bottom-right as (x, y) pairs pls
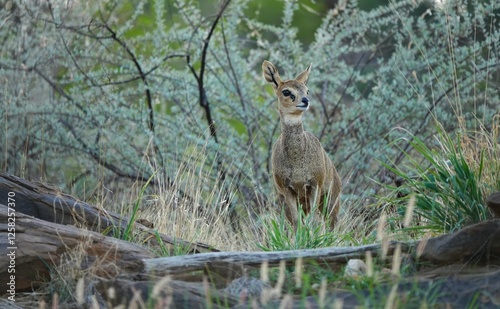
(384, 123), (498, 233)
(258, 205), (338, 251)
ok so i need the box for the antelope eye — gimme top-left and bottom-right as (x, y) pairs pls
(282, 89), (291, 97)
(307, 90), (309, 95)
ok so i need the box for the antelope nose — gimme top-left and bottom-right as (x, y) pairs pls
(297, 97), (309, 111)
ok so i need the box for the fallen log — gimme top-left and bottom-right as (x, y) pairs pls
(417, 219), (500, 265)
(0, 204), (155, 291)
(487, 191), (500, 218)
(143, 242), (410, 278)
(0, 172), (217, 254)
(143, 219), (500, 278)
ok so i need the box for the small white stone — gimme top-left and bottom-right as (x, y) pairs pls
(344, 259), (368, 279)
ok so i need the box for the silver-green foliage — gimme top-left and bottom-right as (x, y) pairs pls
(1, 0), (498, 212)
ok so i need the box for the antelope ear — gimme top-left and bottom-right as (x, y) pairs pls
(262, 60), (282, 89)
(295, 63), (311, 84)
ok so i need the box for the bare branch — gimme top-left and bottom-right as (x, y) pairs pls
(186, 0), (232, 143)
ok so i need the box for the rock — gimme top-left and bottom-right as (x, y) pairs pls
(223, 276), (271, 300)
(344, 259), (367, 278)
(96, 278), (237, 309)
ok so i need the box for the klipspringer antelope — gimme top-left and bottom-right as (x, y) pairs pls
(262, 60), (341, 230)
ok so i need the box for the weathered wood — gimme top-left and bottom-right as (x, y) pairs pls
(143, 219), (500, 278)
(95, 278), (239, 309)
(417, 219), (500, 265)
(0, 204), (156, 291)
(487, 192), (500, 218)
(143, 242), (410, 277)
(0, 172), (217, 254)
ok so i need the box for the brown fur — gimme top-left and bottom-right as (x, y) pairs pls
(262, 60), (341, 230)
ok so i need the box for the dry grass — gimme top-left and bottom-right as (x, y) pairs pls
(93, 138), (383, 255)
(22, 144), (442, 308)
(137, 144), (260, 252)
(458, 115), (500, 195)
(93, 136), (382, 254)
(33, 237), (104, 308)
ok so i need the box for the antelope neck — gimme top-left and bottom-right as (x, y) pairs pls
(281, 120), (304, 135)
(280, 117), (305, 150)
(281, 113), (304, 126)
